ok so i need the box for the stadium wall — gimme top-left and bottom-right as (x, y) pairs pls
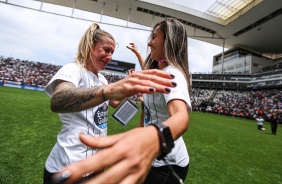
(1, 81), (45, 92)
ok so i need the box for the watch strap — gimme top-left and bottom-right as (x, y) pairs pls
(149, 123), (174, 160)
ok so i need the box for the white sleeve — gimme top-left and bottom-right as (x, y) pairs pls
(163, 67), (192, 112)
(45, 63), (81, 97)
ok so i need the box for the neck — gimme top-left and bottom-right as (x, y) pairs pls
(86, 60), (98, 76)
(158, 59), (168, 69)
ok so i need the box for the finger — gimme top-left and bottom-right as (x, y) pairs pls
(53, 134), (128, 184)
(129, 85), (169, 95)
(84, 159), (142, 184)
(119, 167), (149, 184)
(121, 76), (176, 95)
(79, 133), (125, 148)
(120, 173), (147, 184)
(136, 69), (175, 80)
(131, 73), (177, 89)
(84, 161), (129, 184)
(55, 145), (125, 184)
(126, 45), (134, 50)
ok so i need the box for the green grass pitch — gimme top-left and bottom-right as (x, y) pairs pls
(0, 86), (281, 184)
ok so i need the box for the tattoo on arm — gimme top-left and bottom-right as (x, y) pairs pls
(51, 80), (102, 112)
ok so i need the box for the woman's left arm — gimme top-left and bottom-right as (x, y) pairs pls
(163, 99), (189, 140)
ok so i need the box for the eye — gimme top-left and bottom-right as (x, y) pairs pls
(104, 47), (114, 55)
(104, 47), (110, 52)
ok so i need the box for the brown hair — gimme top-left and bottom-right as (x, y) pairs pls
(144, 18), (191, 94)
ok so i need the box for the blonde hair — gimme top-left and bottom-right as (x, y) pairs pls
(75, 23), (115, 68)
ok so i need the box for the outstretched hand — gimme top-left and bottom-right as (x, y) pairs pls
(126, 42), (140, 55)
(128, 68), (135, 75)
(53, 126), (161, 184)
(104, 69), (176, 101)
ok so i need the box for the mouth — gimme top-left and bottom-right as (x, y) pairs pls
(101, 60), (109, 68)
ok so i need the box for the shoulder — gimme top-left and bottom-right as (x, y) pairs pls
(55, 63), (83, 80)
(163, 65), (185, 80)
(45, 63), (82, 96)
(162, 65), (180, 73)
(62, 62), (81, 71)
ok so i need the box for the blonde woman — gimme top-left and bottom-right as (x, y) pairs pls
(43, 23), (176, 184)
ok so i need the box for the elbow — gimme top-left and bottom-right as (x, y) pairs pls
(184, 123), (189, 132)
(50, 98), (57, 112)
(110, 100), (122, 108)
(50, 104), (59, 113)
(110, 103), (119, 108)
(183, 120), (189, 133)
(50, 96), (64, 113)
(182, 117), (189, 133)
(50, 102), (61, 113)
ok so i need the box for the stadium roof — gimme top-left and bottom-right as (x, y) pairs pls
(7, 0), (282, 59)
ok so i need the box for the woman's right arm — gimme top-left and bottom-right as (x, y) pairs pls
(51, 80), (106, 113)
(51, 69), (176, 113)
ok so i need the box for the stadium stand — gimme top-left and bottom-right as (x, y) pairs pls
(0, 56), (60, 88)
(193, 88), (282, 122)
(2, 56), (282, 123)
(0, 56), (126, 87)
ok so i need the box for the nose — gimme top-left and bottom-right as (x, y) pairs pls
(105, 52), (113, 58)
(105, 55), (112, 62)
(147, 40), (152, 47)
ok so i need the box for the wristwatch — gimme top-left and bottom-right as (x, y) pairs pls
(149, 123), (174, 160)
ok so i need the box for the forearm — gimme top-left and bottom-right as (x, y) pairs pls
(165, 99), (189, 140)
(163, 111), (189, 140)
(51, 81), (107, 113)
(135, 52), (145, 69)
(126, 43), (145, 69)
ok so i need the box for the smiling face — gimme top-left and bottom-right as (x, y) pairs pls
(148, 26), (166, 61)
(86, 36), (115, 75)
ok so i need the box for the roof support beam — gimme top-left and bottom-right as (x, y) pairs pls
(71, 0), (76, 17)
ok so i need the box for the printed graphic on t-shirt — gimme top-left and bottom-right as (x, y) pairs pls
(94, 103), (108, 129)
(144, 105), (151, 126)
(58, 72), (73, 80)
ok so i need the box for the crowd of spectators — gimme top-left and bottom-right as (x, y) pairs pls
(0, 56), (61, 88)
(2, 56), (282, 123)
(100, 71), (126, 83)
(191, 88), (215, 107)
(0, 56), (125, 88)
(193, 88), (282, 122)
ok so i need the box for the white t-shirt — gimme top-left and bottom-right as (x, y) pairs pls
(45, 63), (109, 172)
(143, 65), (191, 167)
(256, 118), (264, 125)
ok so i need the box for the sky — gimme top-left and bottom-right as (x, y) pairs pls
(0, 0), (224, 73)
